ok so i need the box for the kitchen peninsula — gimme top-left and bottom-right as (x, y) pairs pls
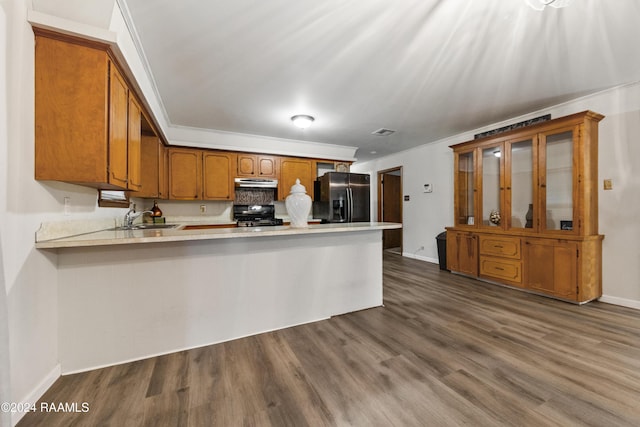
(37, 222), (401, 373)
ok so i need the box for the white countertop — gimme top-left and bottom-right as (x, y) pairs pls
(35, 222), (402, 249)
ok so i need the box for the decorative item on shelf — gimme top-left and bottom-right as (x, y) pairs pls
(560, 220), (573, 231)
(489, 210), (501, 226)
(525, 203), (534, 228)
(150, 200), (163, 217)
(285, 178), (312, 228)
(147, 201), (165, 224)
(335, 162), (349, 173)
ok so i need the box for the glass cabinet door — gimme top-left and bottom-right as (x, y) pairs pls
(455, 150), (476, 227)
(481, 145), (503, 228)
(507, 138), (535, 230)
(541, 128), (575, 232)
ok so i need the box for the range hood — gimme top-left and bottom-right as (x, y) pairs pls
(234, 178), (278, 188)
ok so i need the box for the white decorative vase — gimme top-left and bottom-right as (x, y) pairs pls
(285, 178), (312, 228)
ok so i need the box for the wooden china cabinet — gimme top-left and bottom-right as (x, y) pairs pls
(446, 111), (604, 303)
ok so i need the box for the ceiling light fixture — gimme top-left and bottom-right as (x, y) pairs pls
(525, 0), (572, 11)
(372, 128), (396, 136)
(291, 115), (315, 129)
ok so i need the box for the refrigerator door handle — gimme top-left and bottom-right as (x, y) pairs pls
(347, 188), (353, 222)
(345, 188), (349, 222)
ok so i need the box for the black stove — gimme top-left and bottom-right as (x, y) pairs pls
(233, 205), (283, 227)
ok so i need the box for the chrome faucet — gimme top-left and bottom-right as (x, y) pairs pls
(123, 207), (153, 229)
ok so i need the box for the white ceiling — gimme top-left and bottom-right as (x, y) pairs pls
(119, 0), (640, 161)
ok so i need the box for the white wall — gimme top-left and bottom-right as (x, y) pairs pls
(2, 1), (134, 424)
(352, 82), (640, 309)
(1, 4), (12, 426)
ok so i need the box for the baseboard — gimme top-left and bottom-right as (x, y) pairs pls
(11, 364), (61, 426)
(402, 252), (438, 264)
(598, 295), (640, 310)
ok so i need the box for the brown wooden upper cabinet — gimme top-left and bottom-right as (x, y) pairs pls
(168, 148), (235, 201)
(34, 31), (141, 191)
(279, 157), (315, 201)
(203, 151), (236, 200)
(137, 135), (168, 199)
(237, 154), (278, 178)
(447, 111), (604, 303)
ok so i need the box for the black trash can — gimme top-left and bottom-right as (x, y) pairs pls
(436, 231), (448, 271)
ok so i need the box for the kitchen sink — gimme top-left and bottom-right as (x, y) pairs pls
(116, 224), (180, 230)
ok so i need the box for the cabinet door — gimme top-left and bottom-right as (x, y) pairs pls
(458, 233), (478, 276)
(169, 148), (202, 200)
(480, 144), (504, 229)
(524, 239), (577, 299)
(137, 135), (161, 198)
(453, 149), (477, 227)
(203, 152), (236, 200)
(279, 158), (314, 200)
(257, 156), (278, 177)
(158, 144), (169, 199)
(446, 232), (478, 276)
(108, 63), (129, 189)
(237, 154), (278, 177)
(35, 34), (110, 185)
(237, 154), (257, 176)
(539, 127), (578, 234)
(127, 95), (142, 191)
(505, 137), (537, 231)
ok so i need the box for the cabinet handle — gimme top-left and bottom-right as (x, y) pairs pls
(495, 267), (504, 271)
(494, 245), (503, 248)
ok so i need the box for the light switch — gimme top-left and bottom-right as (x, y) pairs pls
(423, 183), (433, 193)
(603, 179), (613, 190)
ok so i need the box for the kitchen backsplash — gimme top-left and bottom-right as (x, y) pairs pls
(234, 188), (275, 205)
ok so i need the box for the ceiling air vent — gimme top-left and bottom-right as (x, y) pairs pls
(371, 128), (396, 136)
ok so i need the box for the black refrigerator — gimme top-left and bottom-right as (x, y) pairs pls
(313, 172), (370, 222)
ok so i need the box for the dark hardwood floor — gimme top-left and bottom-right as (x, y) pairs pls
(18, 252), (640, 426)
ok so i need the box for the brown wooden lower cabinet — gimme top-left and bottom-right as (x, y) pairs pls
(479, 235), (523, 287)
(446, 231), (478, 277)
(446, 229), (602, 303)
(523, 238), (578, 299)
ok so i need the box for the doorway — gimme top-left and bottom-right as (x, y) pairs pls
(378, 167), (403, 253)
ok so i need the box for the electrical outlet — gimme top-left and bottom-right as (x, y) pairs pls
(200, 204), (206, 214)
(418, 246), (424, 251)
(64, 197), (71, 215)
(603, 179), (613, 190)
